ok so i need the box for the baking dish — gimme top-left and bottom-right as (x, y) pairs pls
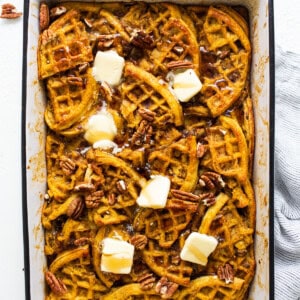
(22, 0), (274, 299)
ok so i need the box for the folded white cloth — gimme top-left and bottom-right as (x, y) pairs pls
(275, 46), (300, 299)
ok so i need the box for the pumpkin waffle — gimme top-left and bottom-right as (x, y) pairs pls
(40, 3), (256, 299)
(120, 62), (183, 129)
(45, 68), (98, 132)
(38, 9), (93, 79)
(203, 115), (249, 183)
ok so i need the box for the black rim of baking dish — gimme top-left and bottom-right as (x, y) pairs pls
(21, 1), (275, 299)
(22, 0), (31, 299)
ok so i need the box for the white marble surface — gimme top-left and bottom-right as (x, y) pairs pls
(0, 0), (298, 299)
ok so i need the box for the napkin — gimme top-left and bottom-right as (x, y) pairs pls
(275, 46), (300, 299)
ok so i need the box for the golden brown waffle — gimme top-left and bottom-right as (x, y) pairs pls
(45, 68), (98, 132)
(46, 133), (88, 201)
(40, 3), (256, 299)
(134, 208), (193, 248)
(142, 237), (193, 286)
(203, 116), (249, 183)
(198, 193), (255, 300)
(148, 136), (199, 192)
(178, 276), (245, 299)
(120, 62), (183, 129)
(38, 9), (93, 79)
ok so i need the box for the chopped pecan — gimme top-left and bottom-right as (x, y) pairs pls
(0, 3), (22, 19)
(85, 190), (104, 208)
(130, 234), (148, 250)
(166, 60), (194, 70)
(74, 182), (96, 192)
(74, 237), (91, 246)
(67, 196), (84, 219)
(116, 180), (127, 193)
(108, 193), (116, 206)
(99, 81), (113, 102)
(138, 108), (156, 122)
(45, 271), (67, 296)
(171, 255), (181, 265)
(131, 120), (153, 146)
(155, 277), (179, 299)
(83, 17), (93, 28)
(97, 34), (120, 50)
(41, 29), (56, 46)
(199, 171), (225, 190)
(50, 6), (67, 18)
(77, 62), (89, 73)
(196, 142), (207, 158)
(173, 46), (184, 55)
(217, 263), (234, 284)
(39, 2), (49, 31)
(131, 30), (154, 49)
(59, 156), (76, 176)
(137, 272), (156, 290)
(236, 249), (247, 257)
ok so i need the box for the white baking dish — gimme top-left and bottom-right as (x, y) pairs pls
(22, 0), (274, 299)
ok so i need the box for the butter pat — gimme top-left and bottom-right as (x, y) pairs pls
(101, 238), (134, 274)
(180, 232), (218, 265)
(84, 111), (117, 144)
(137, 175), (170, 209)
(93, 139), (118, 150)
(92, 50), (125, 86)
(169, 69), (202, 102)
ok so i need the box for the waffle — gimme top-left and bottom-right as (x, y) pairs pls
(203, 115), (249, 183)
(38, 9), (93, 79)
(40, 3), (256, 299)
(120, 62), (183, 129)
(45, 68), (98, 132)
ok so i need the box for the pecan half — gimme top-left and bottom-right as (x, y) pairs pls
(59, 156), (76, 176)
(45, 271), (67, 296)
(74, 182), (96, 192)
(166, 60), (194, 70)
(130, 234), (148, 250)
(50, 6), (67, 18)
(97, 34), (120, 50)
(39, 2), (49, 31)
(217, 263), (234, 284)
(40, 29), (56, 46)
(155, 277), (179, 299)
(67, 196), (84, 219)
(200, 192), (216, 207)
(199, 171), (225, 190)
(137, 272), (156, 290)
(171, 189), (200, 201)
(138, 108), (156, 122)
(131, 30), (154, 49)
(67, 76), (83, 86)
(0, 3), (22, 19)
(85, 190), (104, 208)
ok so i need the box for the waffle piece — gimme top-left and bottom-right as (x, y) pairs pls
(189, 6), (251, 117)
(120, 62), (183, 129)
(92, 225), (132, 288)
(102, 284), (162, 300)
(84, 149), (146, 208)
(199, 193), (255, 300)
(45, 68), (98, 132)
(204, 116), (249, 183)
(178, 276), (244, 299)
(142, 236), (193, 286)
(134, 208), (193, 248)
(46, 133), (88, 201)
(148, 136), (198, 192)
(38, 9), (93, 79)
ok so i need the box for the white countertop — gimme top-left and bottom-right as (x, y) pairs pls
(0, 0), (299, 298)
